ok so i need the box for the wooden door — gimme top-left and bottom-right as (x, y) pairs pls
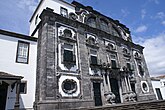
(93, 82), (102, 106)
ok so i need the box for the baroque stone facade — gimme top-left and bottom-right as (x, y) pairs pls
(34, 1), (156, 109)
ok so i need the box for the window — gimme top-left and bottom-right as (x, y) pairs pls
(138, 65), (144, 76)
(110, 54), (118, 69)
(127, 63), (134, 71)
(90, 55), (97, 65)
(90, 50), (98, 65)
(141, 81), (149, 93)
(112, 26), (120, 37)
(127, 63), (131, 70)
(86, 17), (96, 28)
(16, 41), (30, 64)
(100, 19), (108, 31)
(64, 50), (74, 62)
(111, 60), (117, 69)
(155, 88), (163, 100)
(63, 29), (72, 38)
(19, 81), (27, 94)
(63, 44), (75, 63)
(60, 7), (68, 17)
(62, 79), (77, 94)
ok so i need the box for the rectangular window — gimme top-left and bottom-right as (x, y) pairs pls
(90, 55), (97, 65)
(64, 49), (73, 62)
(127, 63), (131, 70)
(16, 41), (30, 64)
(19, 81), (27, 94)
(111, 60), (117, 69)
(155, 88), (163, 100)
(60, 7), (68, 17)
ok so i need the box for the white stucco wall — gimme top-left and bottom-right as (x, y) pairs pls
(160, 79), (165, 99)
(151, 79), (165, 100)
(29, 0), (75, 37)
(0, 34), (37, 109)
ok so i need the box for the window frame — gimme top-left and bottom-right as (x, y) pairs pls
(110, 54), (118, 69)
(86, 17), (97, 28)
(19, 81), (27, 94)
(62, 43), (76, 64)
(90, 49), (98, 65)
(155, 88), (163, 100)
(60, 7), (68, 17)
(16, 40), (30, 64)
(100, 19), (109, 31)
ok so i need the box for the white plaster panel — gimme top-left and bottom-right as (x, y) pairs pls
(0, 34), (37, 109)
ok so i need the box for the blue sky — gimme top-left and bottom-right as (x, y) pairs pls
(0, 0), (165, 76)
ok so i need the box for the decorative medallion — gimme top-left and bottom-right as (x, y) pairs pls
(62, 79), (77, 94)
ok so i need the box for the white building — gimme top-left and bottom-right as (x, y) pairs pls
(29, 0), (75, 37)
(0, 29), (37, 110)
(151, 75), (165, 100)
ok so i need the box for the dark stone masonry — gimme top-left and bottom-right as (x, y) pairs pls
(76, 100), (165, 110)
(34, 1), (157, 109)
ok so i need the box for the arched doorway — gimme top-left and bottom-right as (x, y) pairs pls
(110, 78), (121, 103)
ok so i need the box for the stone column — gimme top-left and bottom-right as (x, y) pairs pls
(124, 74), (129, 92)
(127, 76), (132, 92)
(107, 71), (111, 92)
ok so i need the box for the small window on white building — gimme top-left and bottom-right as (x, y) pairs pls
(19, 81), (27, 94)
(16, 41), (30, 64)
(155, 88), (163, 100)
(60, 7), (68, 17)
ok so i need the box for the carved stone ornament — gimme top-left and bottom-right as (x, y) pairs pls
(133, 51), (141, 59)
(106, 43), (116, 51)
(141, 81), (149, 93)
(62, 79), (77, 94)
(104, 92), (116, 104)
(69, 12), (78, 20)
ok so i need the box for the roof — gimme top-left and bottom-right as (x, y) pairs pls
(151, 75), (165, 81)
(0, 71), (23, 80)
(0, 29), (37, 41)
(156, 75), (165, 79)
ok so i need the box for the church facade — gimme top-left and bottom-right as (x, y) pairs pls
(30, 0), (156, 109)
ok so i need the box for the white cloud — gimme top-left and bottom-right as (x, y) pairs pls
(141, 9), (146, 19)
(149, 0), (159, 4)
(136, 32), (165, 76)
(162, 21), (165, 26)
(135, 25), (147, 33)
(17, 0), (38, 12)
(121, 9), (129, 17)
(155, 12), (165, 20)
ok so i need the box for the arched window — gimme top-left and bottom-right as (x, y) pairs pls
(86, 17), (96, 28)
(112, 26), (120, 37)
(100, 19), (109, 31)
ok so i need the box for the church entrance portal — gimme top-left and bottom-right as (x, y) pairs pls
(93, 82), (102, 106)
(110, 78), (121, 103)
